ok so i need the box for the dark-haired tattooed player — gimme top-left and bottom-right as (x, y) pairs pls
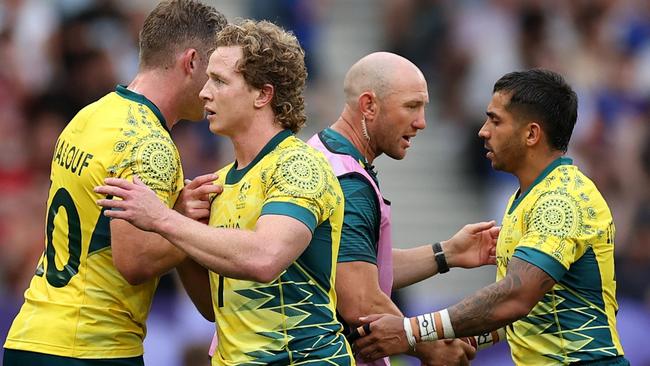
(354, 69), (629, 366)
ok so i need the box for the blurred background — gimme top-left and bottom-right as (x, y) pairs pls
(0, 0), (648, 365)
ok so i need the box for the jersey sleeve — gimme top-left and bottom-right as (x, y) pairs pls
(513, 190), (585, 282)
(117, 132), (183, 208)
(337, 175), (379, 265)
(260, 148), (341, 233)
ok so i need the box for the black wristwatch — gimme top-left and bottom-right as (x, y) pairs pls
(432, 242), (449, 274)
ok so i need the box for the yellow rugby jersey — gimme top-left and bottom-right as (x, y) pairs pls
(4, 85), (183, 358)
(496, 157), (625, 365)
(208, 130), (353, 366)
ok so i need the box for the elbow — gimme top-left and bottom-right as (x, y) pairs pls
(253, 273), (278, 284)
(244, 257), (284, 283)
(501, 296), (537, 323)
(337, 304), (365, 327)
(336, 291), (391, 327)
(250, 266), (283, 284)
(235, 242), (293, 283)
(116, 263), (157, 286)
(121, 270), (154, 286)
(199, 308), (216, 322)
(113, 246), (159, 285)
(508, 302), (533, 322)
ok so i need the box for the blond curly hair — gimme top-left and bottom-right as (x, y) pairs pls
(216, 20), (307, 133)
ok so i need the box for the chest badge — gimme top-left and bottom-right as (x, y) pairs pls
(237, 182), (251, 209)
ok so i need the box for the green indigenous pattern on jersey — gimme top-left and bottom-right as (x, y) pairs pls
(208, 130), (353, 366)
(496, 157), (624, 365)
(4, 86), (183, 358)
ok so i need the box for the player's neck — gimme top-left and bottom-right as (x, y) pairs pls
(516, 150), (565, 193)
(128, 70), (182, 130)
(231, 114), (284, 169)
(331, 111), (376, 164)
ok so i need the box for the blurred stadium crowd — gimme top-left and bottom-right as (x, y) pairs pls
(0, 0), (648, 365)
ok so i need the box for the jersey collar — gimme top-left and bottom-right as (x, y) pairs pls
(115, 85), (169, 134)
(508, 156), (573, 214)
(321, 128), (367, 163)
(225, 129), (293, 184)
(319, 128), (378, 181)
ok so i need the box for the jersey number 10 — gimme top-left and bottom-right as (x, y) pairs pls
(35, 187), (111, 287)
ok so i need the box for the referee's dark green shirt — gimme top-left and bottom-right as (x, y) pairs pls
(319, 128), (380, 265)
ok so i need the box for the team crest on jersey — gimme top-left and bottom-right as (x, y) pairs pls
(237, 182), (251, 209)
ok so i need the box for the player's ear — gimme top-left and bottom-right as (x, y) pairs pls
(358, 91), (377, 120)
(254, 84), (274, 109)
(181, 48), (199, 75)
(526, 122), (542, 147)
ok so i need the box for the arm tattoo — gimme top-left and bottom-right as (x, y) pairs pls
(447, 258), (555, 337)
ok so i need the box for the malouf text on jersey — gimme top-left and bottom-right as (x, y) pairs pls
(53, 138), (94, 176)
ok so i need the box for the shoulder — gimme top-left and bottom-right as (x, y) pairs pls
(265, 137), (338, 194)
(276, 136), (331, 166)
(127, 130), (178, 173)
(538, 165), (608, 211)
(112, 110), (180, 192)
(529, 166), (610, 238)
(340, 174), (375, 199)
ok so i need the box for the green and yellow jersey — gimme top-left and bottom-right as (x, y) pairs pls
(4, 85), (183, 359)
(496, 157), (625, 365)
(208, 130), (353, 366)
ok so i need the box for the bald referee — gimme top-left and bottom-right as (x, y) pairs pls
(308, 52), (503, 366)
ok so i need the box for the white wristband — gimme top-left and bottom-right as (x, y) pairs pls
(439, 309), (455, 339)
(403, 317), (416, 350)
(474, 327), (507, 350)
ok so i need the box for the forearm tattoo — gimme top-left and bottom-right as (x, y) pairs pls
(446, 258), (553, 337)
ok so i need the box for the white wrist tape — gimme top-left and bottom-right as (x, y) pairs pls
(439, 309), (455, 339)
(474, 327), (507, 350)
(416, 312), (438, 342)
(403, 317), (416, 350)
(416, 309), (455, 342)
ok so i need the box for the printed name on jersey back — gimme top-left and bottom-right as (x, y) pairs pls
(52, 137), (94, 176)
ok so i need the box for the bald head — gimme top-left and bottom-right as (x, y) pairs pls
(343, 52), (425, 105)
